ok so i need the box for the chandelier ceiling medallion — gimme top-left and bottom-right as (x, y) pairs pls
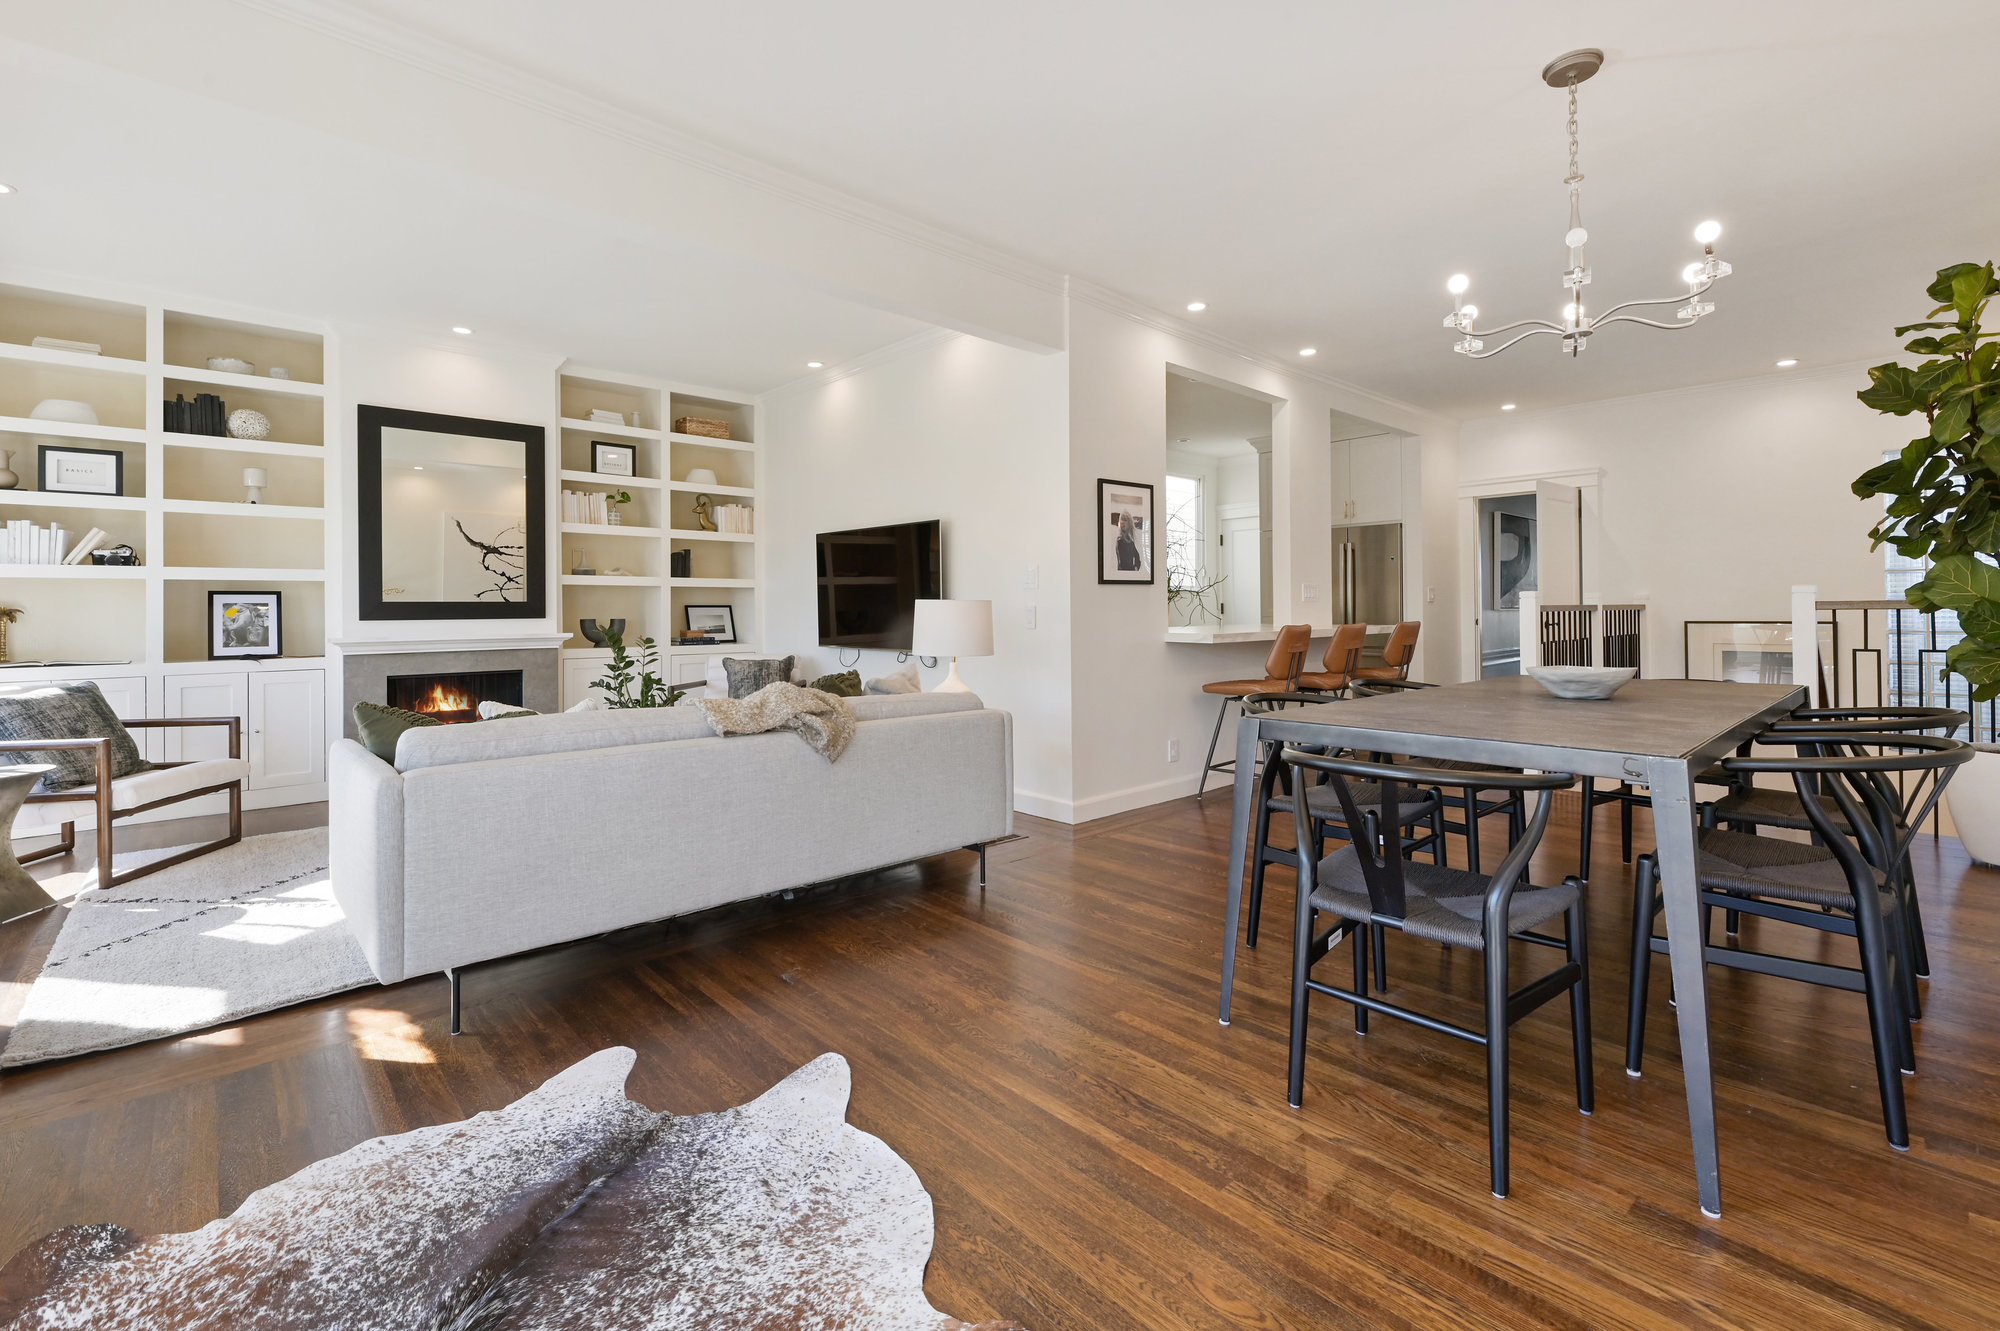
(1443, 48), (1733, 359)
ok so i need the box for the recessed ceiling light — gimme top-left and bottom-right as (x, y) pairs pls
(0, 183), (16, 195)
(451, 326), (473, 336)
(1501, 403), (1518, 411)
(1775, 358), (1798, 368)
(1299, 347), (1317, 356)
(413, 465), (425, 470)
(806, 361), (823, 369)
(1186, 302), (1207, 312)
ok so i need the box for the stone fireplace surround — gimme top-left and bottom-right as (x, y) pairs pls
(337, 642), (562, 740)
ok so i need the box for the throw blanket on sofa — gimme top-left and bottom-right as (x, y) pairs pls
(694, 682), (856, 762)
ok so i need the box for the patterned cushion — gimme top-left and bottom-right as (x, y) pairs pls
(809, 670), (864, 698)
(353, 701), (443, 763)
(723, 655), (795, 700)
(0, 682), (151, 793)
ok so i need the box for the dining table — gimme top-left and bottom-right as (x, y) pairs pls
(1218, 674), (1807, 1217)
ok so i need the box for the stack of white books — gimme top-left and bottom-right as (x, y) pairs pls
(1, 522), (112, 565)
(30, 336), (101, 355)
(713, 504), (754, 534)
(561, 489), (618, 524)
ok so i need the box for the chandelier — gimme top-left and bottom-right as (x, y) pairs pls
(1443, 49), (1733, 359)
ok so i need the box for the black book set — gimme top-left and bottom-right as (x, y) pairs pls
(165, 392), (228, 435)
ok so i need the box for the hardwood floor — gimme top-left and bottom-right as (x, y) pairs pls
(3, 793), (1998, 1328)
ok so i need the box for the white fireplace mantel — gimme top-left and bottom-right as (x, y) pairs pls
(329, 634), (574, 656)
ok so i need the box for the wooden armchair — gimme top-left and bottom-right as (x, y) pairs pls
(4, 717), (246, 889)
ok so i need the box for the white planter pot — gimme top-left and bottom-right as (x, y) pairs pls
(1943, 745), (2000, 867)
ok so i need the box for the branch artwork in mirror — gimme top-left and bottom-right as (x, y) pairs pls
(357, 405), (546, 620)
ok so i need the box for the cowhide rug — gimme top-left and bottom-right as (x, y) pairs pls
(0, 1050), (1024, 1330)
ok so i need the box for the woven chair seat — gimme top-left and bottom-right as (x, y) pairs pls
(1270, 781), (1440, 827)
(1708, 786), (1855, 834)
(1310, 846), (1580, 949)
(1696, 827), (1886, 911)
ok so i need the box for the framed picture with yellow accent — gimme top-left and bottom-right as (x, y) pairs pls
(209, 590), (283, 660)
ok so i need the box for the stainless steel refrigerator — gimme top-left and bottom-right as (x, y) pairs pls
(1331, 522), (1402, 624)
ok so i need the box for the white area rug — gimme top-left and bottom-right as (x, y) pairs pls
(1, 828), (373, 1068)
(0, 1049), (1026, 1330)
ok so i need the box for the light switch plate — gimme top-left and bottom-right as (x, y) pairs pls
(1301, 583), (1319, 602)
(1024, 564), (1039, 589)
(1023, 605), (1037, 629)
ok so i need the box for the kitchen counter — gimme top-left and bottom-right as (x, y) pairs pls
(1164, 623), (1394, 645)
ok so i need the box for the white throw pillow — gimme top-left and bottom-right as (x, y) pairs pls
(476, 700), (536, 720)
(566, 698), (607, 712)
(865, 664), (921, 695)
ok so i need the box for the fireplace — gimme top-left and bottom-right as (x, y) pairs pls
(387, 669), (525, 724)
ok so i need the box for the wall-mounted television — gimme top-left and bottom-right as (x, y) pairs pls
(816, 519), (942, 651)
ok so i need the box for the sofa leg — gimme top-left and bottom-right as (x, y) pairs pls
(962, 842), (988, 888)
(446, 968), (461, 1036)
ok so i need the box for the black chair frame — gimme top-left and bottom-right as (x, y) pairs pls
(1282, 751), (1588, 1199)
(1351, 679), (1527, 873)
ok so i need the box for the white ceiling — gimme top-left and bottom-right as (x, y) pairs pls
(1166, 373), (1272, 457)
(322, 0), (2000, 416)
(5, 3), (1994, 415)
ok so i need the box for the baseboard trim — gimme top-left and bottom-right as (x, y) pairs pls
(1016, 773), (1207, 826)
(1012, 789), (1075, 823)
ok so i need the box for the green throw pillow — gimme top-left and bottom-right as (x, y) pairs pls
(0, 681), (152, 792)
(353, 701), (443, 763)
(809, 670), (863, 698)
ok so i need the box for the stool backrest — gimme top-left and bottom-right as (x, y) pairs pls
(1381, 621), (1421, 674)
(1321, 622), (1368, 678)
(1265, 624), (1312, 683)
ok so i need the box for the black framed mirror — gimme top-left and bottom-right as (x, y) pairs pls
(357, 405), (547, 620)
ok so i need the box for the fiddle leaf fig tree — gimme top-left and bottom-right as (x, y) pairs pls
(1851, 261), (2000, 699)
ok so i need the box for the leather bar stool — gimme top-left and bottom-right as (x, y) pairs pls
(1196, 623), (1312, 799)
(1351, 620), (1420, 683)
(1296, 622), (1368, 694)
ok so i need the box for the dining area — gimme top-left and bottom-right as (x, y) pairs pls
(1213, 669), (1973, 1219)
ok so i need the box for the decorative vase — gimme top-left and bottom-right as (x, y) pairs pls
(29, 399), (97, 425)
(607, 506), (622, 525)
(579, 619), (607, 647)
(227, 409), (271, 440)
(0, 449), (16, 490)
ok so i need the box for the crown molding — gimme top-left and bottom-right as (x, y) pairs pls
(230, 0), (1067, 299)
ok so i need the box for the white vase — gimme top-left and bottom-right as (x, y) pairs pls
(1944, 745), (2000, 866)
(0, 448), (16, 490)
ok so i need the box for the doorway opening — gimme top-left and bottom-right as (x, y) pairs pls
(1477, 494), (1537, 676)
(1165, 372), (1273, 628)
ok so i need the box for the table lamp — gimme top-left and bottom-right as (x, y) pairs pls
(912, 599), (993, 693)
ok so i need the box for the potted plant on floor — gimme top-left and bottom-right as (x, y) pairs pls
(1851, 260), (2000, 861)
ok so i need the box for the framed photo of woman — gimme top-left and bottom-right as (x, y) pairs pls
(1097, 478), (1155, 584)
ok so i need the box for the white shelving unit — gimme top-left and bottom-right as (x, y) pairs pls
(554, 365), (758, 704)
(0, 277), (334, 812)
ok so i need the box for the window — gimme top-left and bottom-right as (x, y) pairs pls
(1165, 473), (1204, 586)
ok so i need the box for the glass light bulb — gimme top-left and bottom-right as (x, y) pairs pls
(1447, 273), (1470, 295)
(1563, 302), (1579, 321)
(1694, 219), (1722, 245)
(1682, 262), (1704, 285)
(1460, 304), (1478, 320)
(1564, 227), (1588, 249)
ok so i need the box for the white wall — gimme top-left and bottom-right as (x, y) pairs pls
(758, 331), (1075, 815)
(1457, 362), (1900, 679)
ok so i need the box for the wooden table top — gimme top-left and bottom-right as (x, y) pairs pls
(1262, 676), (1805, 762)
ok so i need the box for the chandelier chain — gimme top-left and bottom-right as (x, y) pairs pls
(1565, 75), (1581, 185)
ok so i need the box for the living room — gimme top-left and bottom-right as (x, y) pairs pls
(2, 5), (1997, 1328)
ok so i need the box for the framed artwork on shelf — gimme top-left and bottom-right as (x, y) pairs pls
(592, 441), (637, 477)
(209, 590), (283, 660)
(37, 444), (124, 496)
(1490, 511), (1537, 610)
(1683, 620), (1834, 685)
(684, 604), (736, 643)
(1096, 478), (1155, 584)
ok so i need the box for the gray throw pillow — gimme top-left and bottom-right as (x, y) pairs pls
(0, 682), (153, 792)
(724, 655), (796, 699)
(353, 701), (443, 763)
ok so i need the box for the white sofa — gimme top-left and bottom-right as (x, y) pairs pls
(328, 691), (1012, 991)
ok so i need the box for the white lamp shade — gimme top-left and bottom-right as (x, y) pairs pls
(912, 599), (993, 658)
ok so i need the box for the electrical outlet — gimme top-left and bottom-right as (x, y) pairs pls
(1301, 583), (1319, 602)
(1024, 564), (1039, 589)
(1023, 605), (1037, 629)
(1426, 586), (1437, 604)
(1167, 738), (1181, 763)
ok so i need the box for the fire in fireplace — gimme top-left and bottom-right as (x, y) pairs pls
(386, 669), (525, 724)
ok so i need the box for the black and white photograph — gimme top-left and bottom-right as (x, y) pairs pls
(1490, 510), (1536, 610)
(208, 590), (282, 659)
(684, 603), (737, 642)
(37, 444), (124, 496)
(592, 440), (637, 477)
(1096, 478), (1154, 584)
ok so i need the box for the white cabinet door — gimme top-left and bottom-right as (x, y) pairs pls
(247, 668), (324, 792)
(669, 653), (711, 687)
(1348, 436), (1404, 524)
(562, 654), (612, 710)
(162, 672), (248, 764)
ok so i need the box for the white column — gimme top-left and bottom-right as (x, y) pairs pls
(1519, 590), (1540, 670)
(1791, 584), (1819, 706)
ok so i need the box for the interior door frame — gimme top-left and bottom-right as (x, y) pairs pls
(1455, 467), (1603, 684)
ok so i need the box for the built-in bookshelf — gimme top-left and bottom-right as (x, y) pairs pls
(555, 366), (757, 697)
(0, 277), (333, 810)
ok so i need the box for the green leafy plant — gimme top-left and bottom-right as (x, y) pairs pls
(1852, 261), (2000, 699)
(591, 626), (685, 708)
